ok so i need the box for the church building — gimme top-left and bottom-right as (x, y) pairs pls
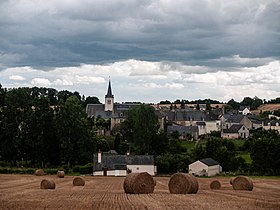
(86, 80), (140, 131)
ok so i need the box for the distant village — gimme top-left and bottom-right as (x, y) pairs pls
(86, 80), (280, 140)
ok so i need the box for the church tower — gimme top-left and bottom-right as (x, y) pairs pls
(104, 79), (114, 111)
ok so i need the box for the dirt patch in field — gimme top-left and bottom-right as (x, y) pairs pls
(0, 174), (279, 210)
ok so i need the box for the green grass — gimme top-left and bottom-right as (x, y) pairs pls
(228, 139), (245, 150)
(181, 141), (196, 150)
(238, 153), (252, 164)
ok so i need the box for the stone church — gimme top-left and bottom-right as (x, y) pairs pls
(86, 80), (140, 131)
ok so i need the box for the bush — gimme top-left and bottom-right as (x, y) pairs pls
(80, 163), (93, 174)
(0, 167), (35, 174)
(72, 165), (81, 173)
(61, 164), (70, 173)
(44, 168), (59, 175)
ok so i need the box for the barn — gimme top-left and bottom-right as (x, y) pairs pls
(188, 158), (222, 177)
(92, 152), (156, 176)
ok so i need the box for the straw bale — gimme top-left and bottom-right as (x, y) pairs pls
(123, 172), (155, 194)
(189, 174), (199, 194)
(35, 169), (44, 176)
(168, 173), (199, 194)
(73, 177), (85, 186)
(40, 179), (55, 189)
(232, 176), (253, 191)
(57, 170), (65, 178)
(230, 177), (234, 185)
(210, 180), (221, 189)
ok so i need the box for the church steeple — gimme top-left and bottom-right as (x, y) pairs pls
(104, 79), (114, 111)
(105, 80), (114, 98)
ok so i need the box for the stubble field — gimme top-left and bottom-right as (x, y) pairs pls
(0, 174), (280, 210)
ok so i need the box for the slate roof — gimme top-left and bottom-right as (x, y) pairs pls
(93, 154), (154, 171)
(199, 158), (220, 166)
(86, 103), (140, 119)
(223, 114), (245, 123)
(165, 110), (209, 121)
(167, 125), (198, 135)
(222, 124), (244, 133)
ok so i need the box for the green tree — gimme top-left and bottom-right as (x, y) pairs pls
(85, 96), (101, 105)
(56, 96), (93, 166)
(114, 133), (121, 152)
(250, 129), (280, 175)
(0, 84), (6, 106)
(227, 99), (240, 110)
(125, 104), (160, 154)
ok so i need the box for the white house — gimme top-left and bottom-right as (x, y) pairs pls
(189, 158), (222, 177)
(92, 153), (156, 176)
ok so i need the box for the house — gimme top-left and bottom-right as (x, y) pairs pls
(188, 158), (222, 177)
(92, 153), (156, 176)
(167, 124), (199, 140)
(196, 121), (207, 136)
(221, 124), (249, 139)
(239, 106), (251, 115)
(220, 114), (254, 130)
(262, 120), (280, 133)
(163, 109), (220, 135)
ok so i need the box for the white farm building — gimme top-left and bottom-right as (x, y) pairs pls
(188, 158), (222, 177)
(92, 153), (156, 176)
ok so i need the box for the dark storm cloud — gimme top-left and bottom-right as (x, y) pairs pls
(0, 0), (279, 70)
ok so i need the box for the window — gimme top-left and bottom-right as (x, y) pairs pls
(107, 99), (111, 104)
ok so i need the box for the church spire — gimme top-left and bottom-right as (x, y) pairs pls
(105, 79), (114, 98)
(104, 79), (114, 112)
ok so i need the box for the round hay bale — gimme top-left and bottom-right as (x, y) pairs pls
(57, 170), (65, 178)
(73, 177), (85, 186)
(232, 176), (253, 191)
(230, 177), (234, 185)
(40, 179), (55, 189)
(189, 174), (199, 194)
(123, 172), (155, 194)
(210, 180), (221, 189)
(168, 173), (199, 194)
(35, 169), (44, 176)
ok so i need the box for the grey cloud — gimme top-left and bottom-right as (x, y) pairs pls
(0, 0), (279, 71)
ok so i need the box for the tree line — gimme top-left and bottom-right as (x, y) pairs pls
(0, 85), (105, 168)
(1, 84), (280, 175)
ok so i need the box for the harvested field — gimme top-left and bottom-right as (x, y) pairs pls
(0, 174), (280, 210)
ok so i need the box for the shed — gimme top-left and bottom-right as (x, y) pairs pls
(92, 154), (156, 176)
(188, 158), (222, 177)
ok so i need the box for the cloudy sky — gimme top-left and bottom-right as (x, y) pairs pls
(0, 0), (280, 103)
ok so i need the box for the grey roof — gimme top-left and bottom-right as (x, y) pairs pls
(167, 125), (198, 135)
(223, 124), (243, 133)
(86, 104), (113, 119)
(199, 158), (219, 166)
(223, 114), (245, 123)
(165, 110), (208, 121)
(93, 154), (154, 171)
(86, 103), (140, 119)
